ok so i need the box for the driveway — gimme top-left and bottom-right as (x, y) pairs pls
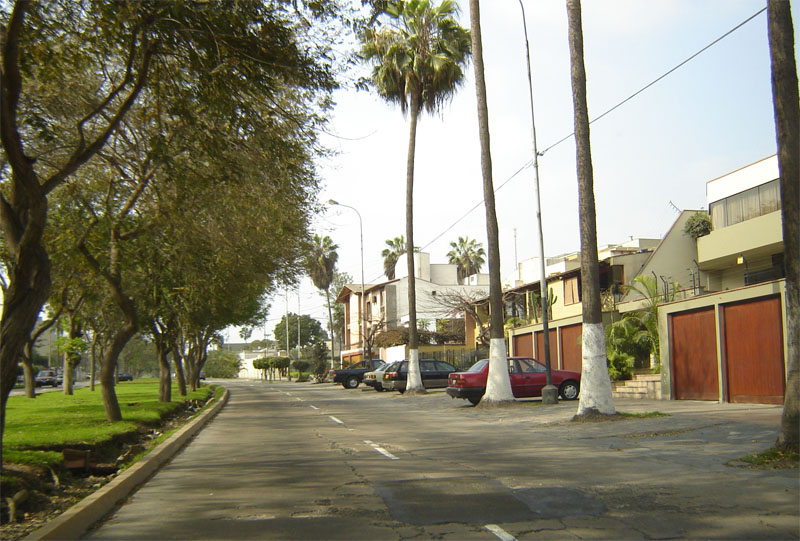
(87, 380), (798, 540)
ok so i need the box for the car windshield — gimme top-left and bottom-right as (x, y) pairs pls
(467, 359), (489, 373)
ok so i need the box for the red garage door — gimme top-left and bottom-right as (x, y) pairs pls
(534, 329), (558, 368)
(512, 333), (533, 358)
(723, 296), (785, 404)
(559, 324), (582, 373)
(670, 307), (718, 400)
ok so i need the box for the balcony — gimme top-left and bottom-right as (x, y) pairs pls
(697, 211), (783, 271)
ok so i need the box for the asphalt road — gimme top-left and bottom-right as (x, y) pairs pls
(86, 380), (798, 540)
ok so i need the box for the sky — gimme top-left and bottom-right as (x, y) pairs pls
(232, 0), (798, 343)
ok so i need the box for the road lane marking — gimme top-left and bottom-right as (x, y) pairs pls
(485, 524), (516, 541)
(329, 416), (344, 425)
(363, 440), (399, 460)
(295, 397), (303, 402)
(309, 405), (319, 410)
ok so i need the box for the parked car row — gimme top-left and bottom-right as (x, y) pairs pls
(351, 356), (581, 406)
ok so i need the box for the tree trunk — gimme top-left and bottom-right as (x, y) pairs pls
(767, 0), (799, 452)
(99, 320), (136, 421)
(470, 0), (514, 403)
(405, 93), (424, 394)
(153, 325), (172, 402)
(566, 0), (615, 416)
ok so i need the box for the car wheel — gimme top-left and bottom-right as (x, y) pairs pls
(467, 396), (481, 406)
(344, 375), (359, 389)
(559, 380), (580, 400)
(376, 385), (385, 392)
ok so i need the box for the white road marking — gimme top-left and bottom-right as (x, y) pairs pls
(309, 405), (319, 410)
(363, 440), (399, 460)
(329, 416), (344, 425)
(485, 524), (516, 541)
(295, 397), (303, 402)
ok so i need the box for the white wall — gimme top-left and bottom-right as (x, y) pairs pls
(706, 155), (778, 204)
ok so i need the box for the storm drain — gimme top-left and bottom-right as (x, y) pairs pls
(372, 478), (604, 525)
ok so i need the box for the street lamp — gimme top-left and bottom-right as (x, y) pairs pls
(328, 199), (367, 365)
(518, 0), (557, 404)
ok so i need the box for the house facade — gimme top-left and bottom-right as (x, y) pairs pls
(655, 155), (787, 404)
(335, 252), (489, 365)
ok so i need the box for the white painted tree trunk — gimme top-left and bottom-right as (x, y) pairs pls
(577, 322), (615, 415)
(482, 338), (515, 402)
(405, 348), (424, 393)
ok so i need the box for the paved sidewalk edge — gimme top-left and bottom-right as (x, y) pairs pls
(24, 388), (230, 541)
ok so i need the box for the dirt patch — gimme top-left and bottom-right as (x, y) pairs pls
(571, 408), (626, 423)
(1, 397), (210, 540)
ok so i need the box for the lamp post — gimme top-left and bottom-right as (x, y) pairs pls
(518, 0), (557, 404)
(328, 200), (367, 364)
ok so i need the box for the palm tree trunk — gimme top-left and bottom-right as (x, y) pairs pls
(566, 0), (614, 416)
(767, 0), (799, 452)
(405, 93), (424, 394)
(470, 0), (514, 403)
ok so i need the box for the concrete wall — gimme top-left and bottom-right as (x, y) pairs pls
(706, 155), (778, 203)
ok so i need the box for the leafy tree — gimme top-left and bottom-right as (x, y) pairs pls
(204, 350), (242, 379)
(361, 0), (471, 394)
(274, 314), (328, 353)
(447, 236), (486, 284)
(468, 0), (513, 403)
(0, 0), (338, 456)
(567, 0), (615, 416)
(306, 234), (339, 370)
(767, 0), (799, 452)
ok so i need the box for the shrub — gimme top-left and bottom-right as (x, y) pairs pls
(293, 360), (310, 373)
(684, 211), (712, 239)
(607, 350), (634, 381)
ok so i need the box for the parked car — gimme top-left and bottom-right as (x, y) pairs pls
(35, 370), (59, 387)
(446, 357), (580, 406)
(199, 371), (207, 380)
(118, 372), (134, 382)
(382, 360), (458, 392)
(330, 359), (386, 389)
(363, 361), (401, 392)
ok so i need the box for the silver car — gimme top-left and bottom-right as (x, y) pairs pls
(363, 361), (400, 392)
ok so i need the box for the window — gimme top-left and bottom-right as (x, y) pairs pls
(564, 276), (581, 305)
(709, 179), (781, 229)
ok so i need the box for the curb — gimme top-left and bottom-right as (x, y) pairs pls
(25, 388), (230, 540)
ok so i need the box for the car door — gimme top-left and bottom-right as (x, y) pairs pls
(433, 361), (457, 388)
(507, 359), (527, 398)
(516, 358), (547, 397)
(420, 361), (437, 387)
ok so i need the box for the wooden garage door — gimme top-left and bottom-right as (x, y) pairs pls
(723, 296), (785, 404)
(559, 324), (583, 373)
(670, 307), (718, 400)
(512, 333), (533, 358)
(534, 329), (558, 368)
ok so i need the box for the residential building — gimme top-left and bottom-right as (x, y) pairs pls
(335, 252), (489, 365)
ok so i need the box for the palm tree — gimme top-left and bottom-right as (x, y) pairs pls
(567, 0), (615, 416)
(447, 236), (486, 284)
(767, 0), (799, 452)
(362, 0), (471, 394)
(468, 0), (514, 403)
(381, 236), (408, 280)
(306, 234), (339, 370)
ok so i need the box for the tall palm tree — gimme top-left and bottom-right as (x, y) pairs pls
(566, 0), (615, 416)
(362, 0), (471, 394)
(306, 234), (339, 370)
(447, 236), (486, 284)
(767, 0), (799, 452)
(468, 0), (514, 403)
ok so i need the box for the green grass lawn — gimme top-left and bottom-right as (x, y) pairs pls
(3, 379), (213, 468)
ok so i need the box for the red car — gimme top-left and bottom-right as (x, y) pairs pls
(446, 357), (581, 406)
